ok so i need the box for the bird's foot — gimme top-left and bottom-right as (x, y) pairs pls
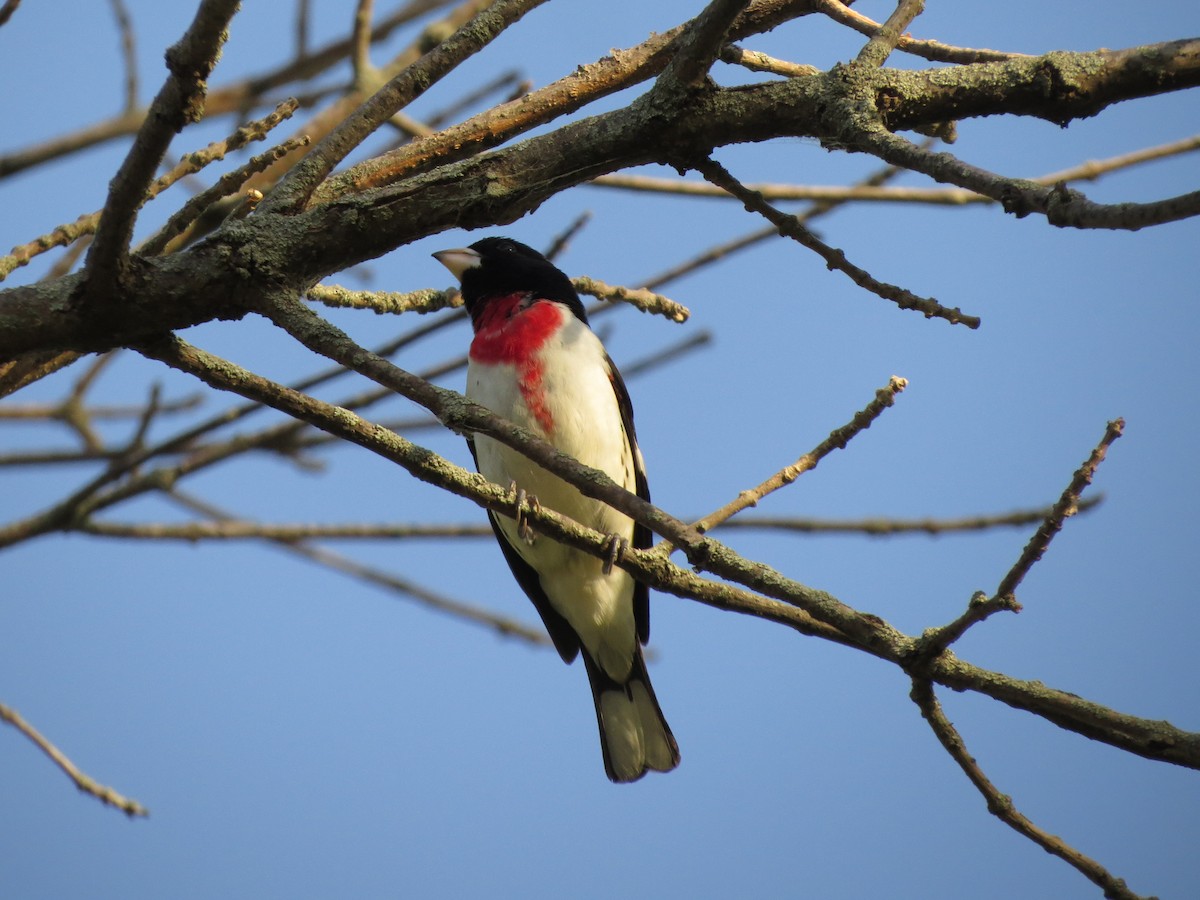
(601, 533), (628, 576)
(510, 482), (541, 545)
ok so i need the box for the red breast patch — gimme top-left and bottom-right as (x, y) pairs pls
(470, 294), (564, 436)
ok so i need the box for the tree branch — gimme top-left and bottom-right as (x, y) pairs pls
(692, 157), (980, 327)
(83, 0), (241, 292)
(130, 328), (1200, 772)
(0, 701), (148, 818)
(686, 376), (907, 539)
(4, 40), (1196, 359)
(264, 0), (545, 212)
(853, 0), (924, 69)
(910, 680), (1149, 900)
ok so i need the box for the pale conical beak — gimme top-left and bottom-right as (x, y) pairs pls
(432, 247), (481, 282)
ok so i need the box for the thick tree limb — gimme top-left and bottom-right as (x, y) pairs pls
(2, 39), (1196, 358)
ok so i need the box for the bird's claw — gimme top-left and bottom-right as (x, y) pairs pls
(510, 482), (540, 545)
(601, 533), (628, 576)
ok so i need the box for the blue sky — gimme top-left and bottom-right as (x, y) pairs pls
(2, 2), (1198, 898)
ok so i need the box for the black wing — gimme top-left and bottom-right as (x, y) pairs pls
(606, 354), (652, 646)
(466, 436), (581, 664)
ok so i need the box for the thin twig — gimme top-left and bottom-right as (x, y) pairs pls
(914, 421), (1124, 660)
(307, 277), (689, 323)
(994, 419), (1124, 603)
(854, 0), (924, 68)
(307, 284), (460, 315)
(857, 127), (1200, 231)
(694, 156), (980, 328)
(0, 396), (200, 422)
(164, 490), (552, 647)
(78, 494), (1102, 541)
(424, 69), (524, 130)
(82, 520), (491, 540)
(640, 148), (926, 290)
(0, 1), (455, 179)
(295, 0), (311, 59)
(621, 330), (713, 379)
(0, 99), (300, 282)
(717, 495), (1103, 535)
(687, 376), (907, 541)
(909, 680), (1148, 900)
(813, 0), (1023, 64)
(720, 43), (818, 78)
(543, 211), (594, 262)
(107, 0), (139, 113)
(351, 0), (376, 89)
(571, 277), (690, 322)
(139, 135), (312, 256)
(593, 131), (1200, 204)
(592, 174), (982, 204)
(0, 702), (148, 817)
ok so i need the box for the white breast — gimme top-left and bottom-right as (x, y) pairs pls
(467, 308), (640, 678)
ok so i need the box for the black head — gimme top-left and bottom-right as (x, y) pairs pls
(433, 237), (588, 327)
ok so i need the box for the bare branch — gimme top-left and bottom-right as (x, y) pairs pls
(0, 0), (20, 28)
(813, 0), (1024, 64)
(307, 284), (461, 315)
(640, 148), (924, 290)
(592, 173), (981, 204)
(0, 701), (148, 817)
(687, 376), (908, 539)
(0, 0), (456, 180)
(720, 44), (818, 78)
(1, 215), (102, 283)
(107, 0), (138, 113)
(620, 329), (713, 379)
(911, 421), (1123, 661)
(84, 0), (241, 291)
(651, 0), (752, 100)
(910, 680), (1149, 900)
(693, 157), (981, 327)
(82, 520), (490, 540)
(163, 490), (552, 648)
(131, 328), (1200, 773)
(139, 135), (312, 256)
(594, 133), (1200, 206)
(0, 99), (300, 284)
(994, 419), (1124, 603)
(854, 0), (924, 69)
(856, 124), (1200, 230)
(295, 0), (311, 59)
(542, 211), (594, 262)
(351, 0), (376, 90)
(316, 0), (830, 200)
(265, 0), (543, 212)
(571, 277), (690, 322)
(718, 495), (1103, 535)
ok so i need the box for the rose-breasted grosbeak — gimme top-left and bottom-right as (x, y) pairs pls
(433, 237), (680, 783)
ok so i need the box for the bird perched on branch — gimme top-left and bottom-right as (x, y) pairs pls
(434, 237), (679, 783)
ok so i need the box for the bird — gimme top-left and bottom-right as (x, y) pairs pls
(433, 236), (680, 783)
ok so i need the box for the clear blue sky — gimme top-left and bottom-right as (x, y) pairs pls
(2, 2), (1197, 898)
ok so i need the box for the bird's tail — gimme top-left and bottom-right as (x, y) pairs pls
(582, 647), (680, 783)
